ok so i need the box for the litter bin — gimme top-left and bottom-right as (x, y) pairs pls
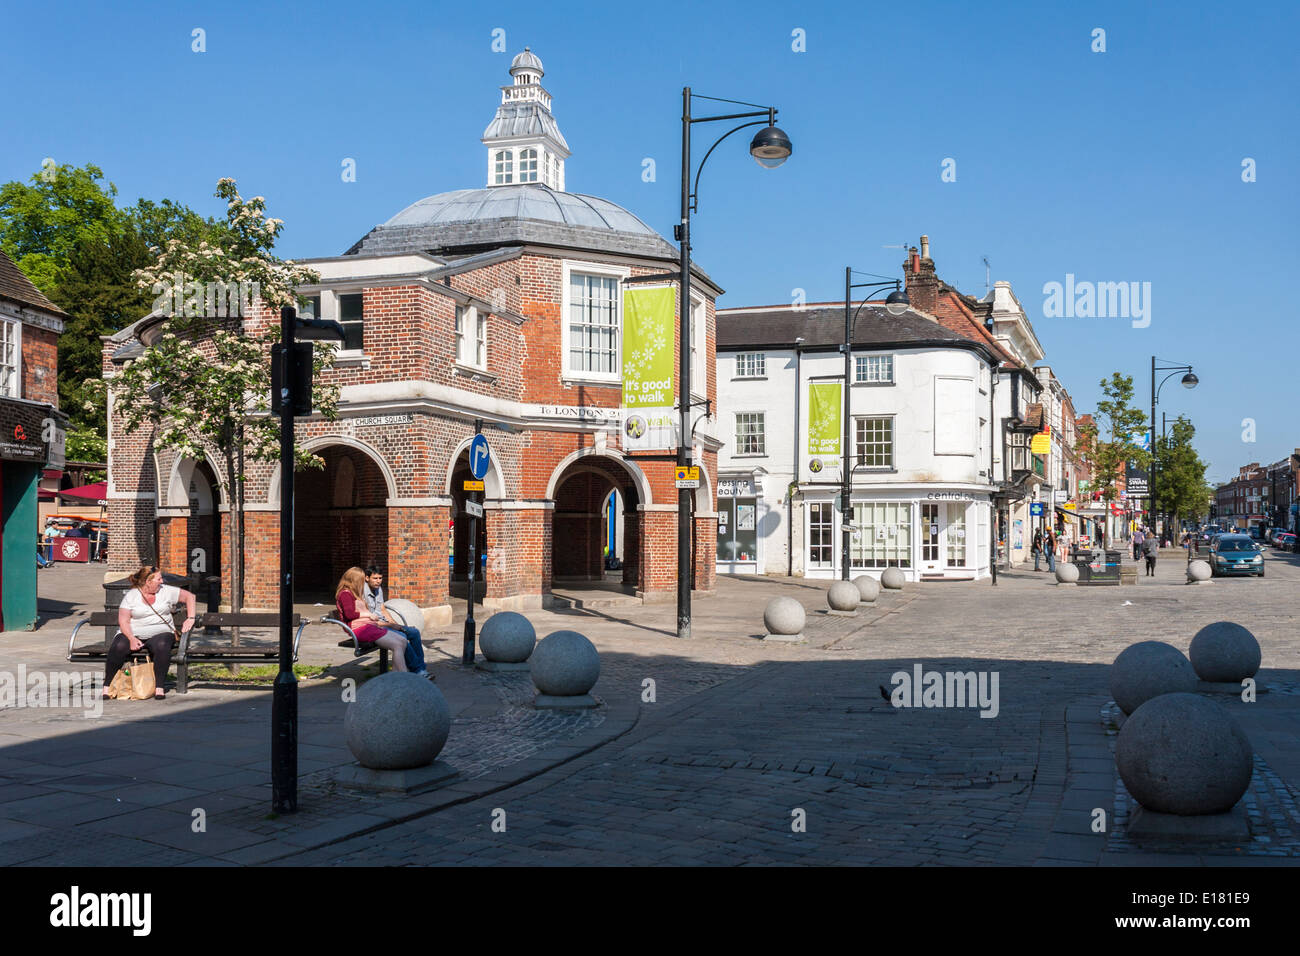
(103, 572), (193, 641)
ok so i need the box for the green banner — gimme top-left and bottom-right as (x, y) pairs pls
(621, 286), (676, 409)
(807, 381), (841, 456)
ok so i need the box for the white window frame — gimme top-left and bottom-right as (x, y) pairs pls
(518, 148), (538, 183)
(733, 352), (767, 379)
(327, 289), (366, 356)
(854, 415), (895, 470)
(455, 304), (487, 370)
(854, 353), (894, 385)
(561, 260), (629, 385)
(690, 292), (707, 401)
(734, 411), (766, 457)
(0, 318), (21, 399)
(494, 149), (514, 185)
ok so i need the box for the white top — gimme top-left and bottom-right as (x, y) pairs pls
(119, 585), (183, 639)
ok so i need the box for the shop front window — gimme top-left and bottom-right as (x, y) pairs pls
(947, 503), (967, 566)
(808, 501), (835, 568)
(850, 500), (912, 569)
(716, 491), (759, 564)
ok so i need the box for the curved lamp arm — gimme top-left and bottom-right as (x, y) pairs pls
(691, 120), (770, 212)
(1154, 367), (1192, 404)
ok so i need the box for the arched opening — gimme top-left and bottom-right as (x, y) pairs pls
(293, 445), (390, 601)
(550, 455), (642, 589)
(187, 459), (221, 582)
(449, 449), (489, 601)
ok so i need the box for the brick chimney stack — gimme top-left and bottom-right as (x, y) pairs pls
(904, 235), (939, 314)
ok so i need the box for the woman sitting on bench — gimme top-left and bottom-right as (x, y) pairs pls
(106, 565), (197, 700)
(335, 567), (410, 672)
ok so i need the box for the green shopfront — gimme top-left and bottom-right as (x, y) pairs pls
(1, 397), (65, 631)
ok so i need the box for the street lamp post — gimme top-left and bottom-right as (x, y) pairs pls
(1150, 357), (1197, 545)
(272, 305), (346, 814)
(675, 88), (791, 638)
(840, 270), (909, 579)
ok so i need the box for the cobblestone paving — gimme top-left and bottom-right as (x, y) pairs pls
(281, 550), (1300, 866)
(1103, 695), (1300, 859)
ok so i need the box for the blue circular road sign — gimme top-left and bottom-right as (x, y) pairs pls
(469, 434), (491, 480)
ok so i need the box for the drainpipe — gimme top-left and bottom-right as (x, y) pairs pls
(990, 361), (997, 586)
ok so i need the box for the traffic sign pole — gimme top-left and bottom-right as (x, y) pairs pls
(463, 421), (488, 665)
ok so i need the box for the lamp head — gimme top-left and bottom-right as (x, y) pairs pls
(750, 125), (792, 169)
(1181, 371), (1198, 388)
(884, 288), (910, 316)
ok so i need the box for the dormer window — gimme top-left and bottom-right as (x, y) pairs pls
(494, 150), (513, 185)
(519, 148), (538, 183)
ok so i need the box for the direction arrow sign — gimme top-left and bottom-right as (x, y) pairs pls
(470, 433), (491, 480)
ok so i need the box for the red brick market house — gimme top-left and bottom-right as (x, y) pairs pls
(103, 49), (720, 619)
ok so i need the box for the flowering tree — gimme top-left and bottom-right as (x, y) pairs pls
(92, 179), (338, 612)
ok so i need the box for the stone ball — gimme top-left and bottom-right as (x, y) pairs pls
(1189, 621), (1261, 683)
(1115, 692), (1253, 815)
(1109, 641), (1198, 716)
(881, 567), (906, 590)
(1055, 562), (1080, 584)
(1187, 560), (1212, 582)
(384, 598), (425, 634)
(531, 630), (600, 697)
(853, 575), (880, 603)
(345, 672), (451, 770)
(479, 611), (536, 663)
(827, 580), (860, 611)
(763, 596), (805, 635)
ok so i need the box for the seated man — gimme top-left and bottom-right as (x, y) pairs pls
(364, 565), (429, 678)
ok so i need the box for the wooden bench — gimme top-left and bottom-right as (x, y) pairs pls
(68, 611), (308, 694)
(321, 617), (391, 674)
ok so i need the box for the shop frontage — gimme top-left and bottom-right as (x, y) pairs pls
(800, 488), (990, 582)
(715, 475), (762, 573)
(1, 397), (66, 630)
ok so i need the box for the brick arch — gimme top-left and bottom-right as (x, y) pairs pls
(549, 453), (644, 585)
(292, 443), (393, 597)
(266, 435), (397, 505)
(545, 447), (653, 506)
(444, 435), (507, 499)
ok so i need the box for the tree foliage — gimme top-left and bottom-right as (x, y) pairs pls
(1090, 373), (1149, 504)
(0, 163), (218, 432)
(1154, 416), (1211, 526)
(89, 178), (335, 610)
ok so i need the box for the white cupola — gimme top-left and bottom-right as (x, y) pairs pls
(481, 47), (570, 190)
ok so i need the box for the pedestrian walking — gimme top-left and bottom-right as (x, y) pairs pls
(1143, 534), (1158, 576)
(1132, 527), (1144, 562)
(1032, 530), (1043, 571)
(1045, 529), (1057, 573)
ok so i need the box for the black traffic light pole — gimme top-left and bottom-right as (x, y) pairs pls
(272, 305), (298, 814)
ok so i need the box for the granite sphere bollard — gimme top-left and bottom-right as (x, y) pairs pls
(345, 672), (451, 770)
(827, 580), (860, 612)
(384, 598), (426, 635)
(531, 630), (600, 699)
(479, 611), (536, 663)
(763, 596), (805, 636)
(1116, 692), (1253, 815)
(1055, 562), (1080, 585)
(1189, 621), (1261, 683)
(881, 567), (906, 590)
(853, 575), (880, 604)
(1109, 641), (1198, 715)
(1187, 560), (1211, 583)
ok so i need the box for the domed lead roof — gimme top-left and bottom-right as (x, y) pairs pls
(345, 184), (676, 259)
(384, 185), (656, 234)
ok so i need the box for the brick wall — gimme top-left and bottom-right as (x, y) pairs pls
(21, 326), (58, 406)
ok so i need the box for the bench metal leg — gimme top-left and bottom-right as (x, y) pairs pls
(176, 661), (188, 695)
(380, 648), (389, 674)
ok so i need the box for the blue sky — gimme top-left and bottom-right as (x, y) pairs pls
(4, 0), (1297, 482)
